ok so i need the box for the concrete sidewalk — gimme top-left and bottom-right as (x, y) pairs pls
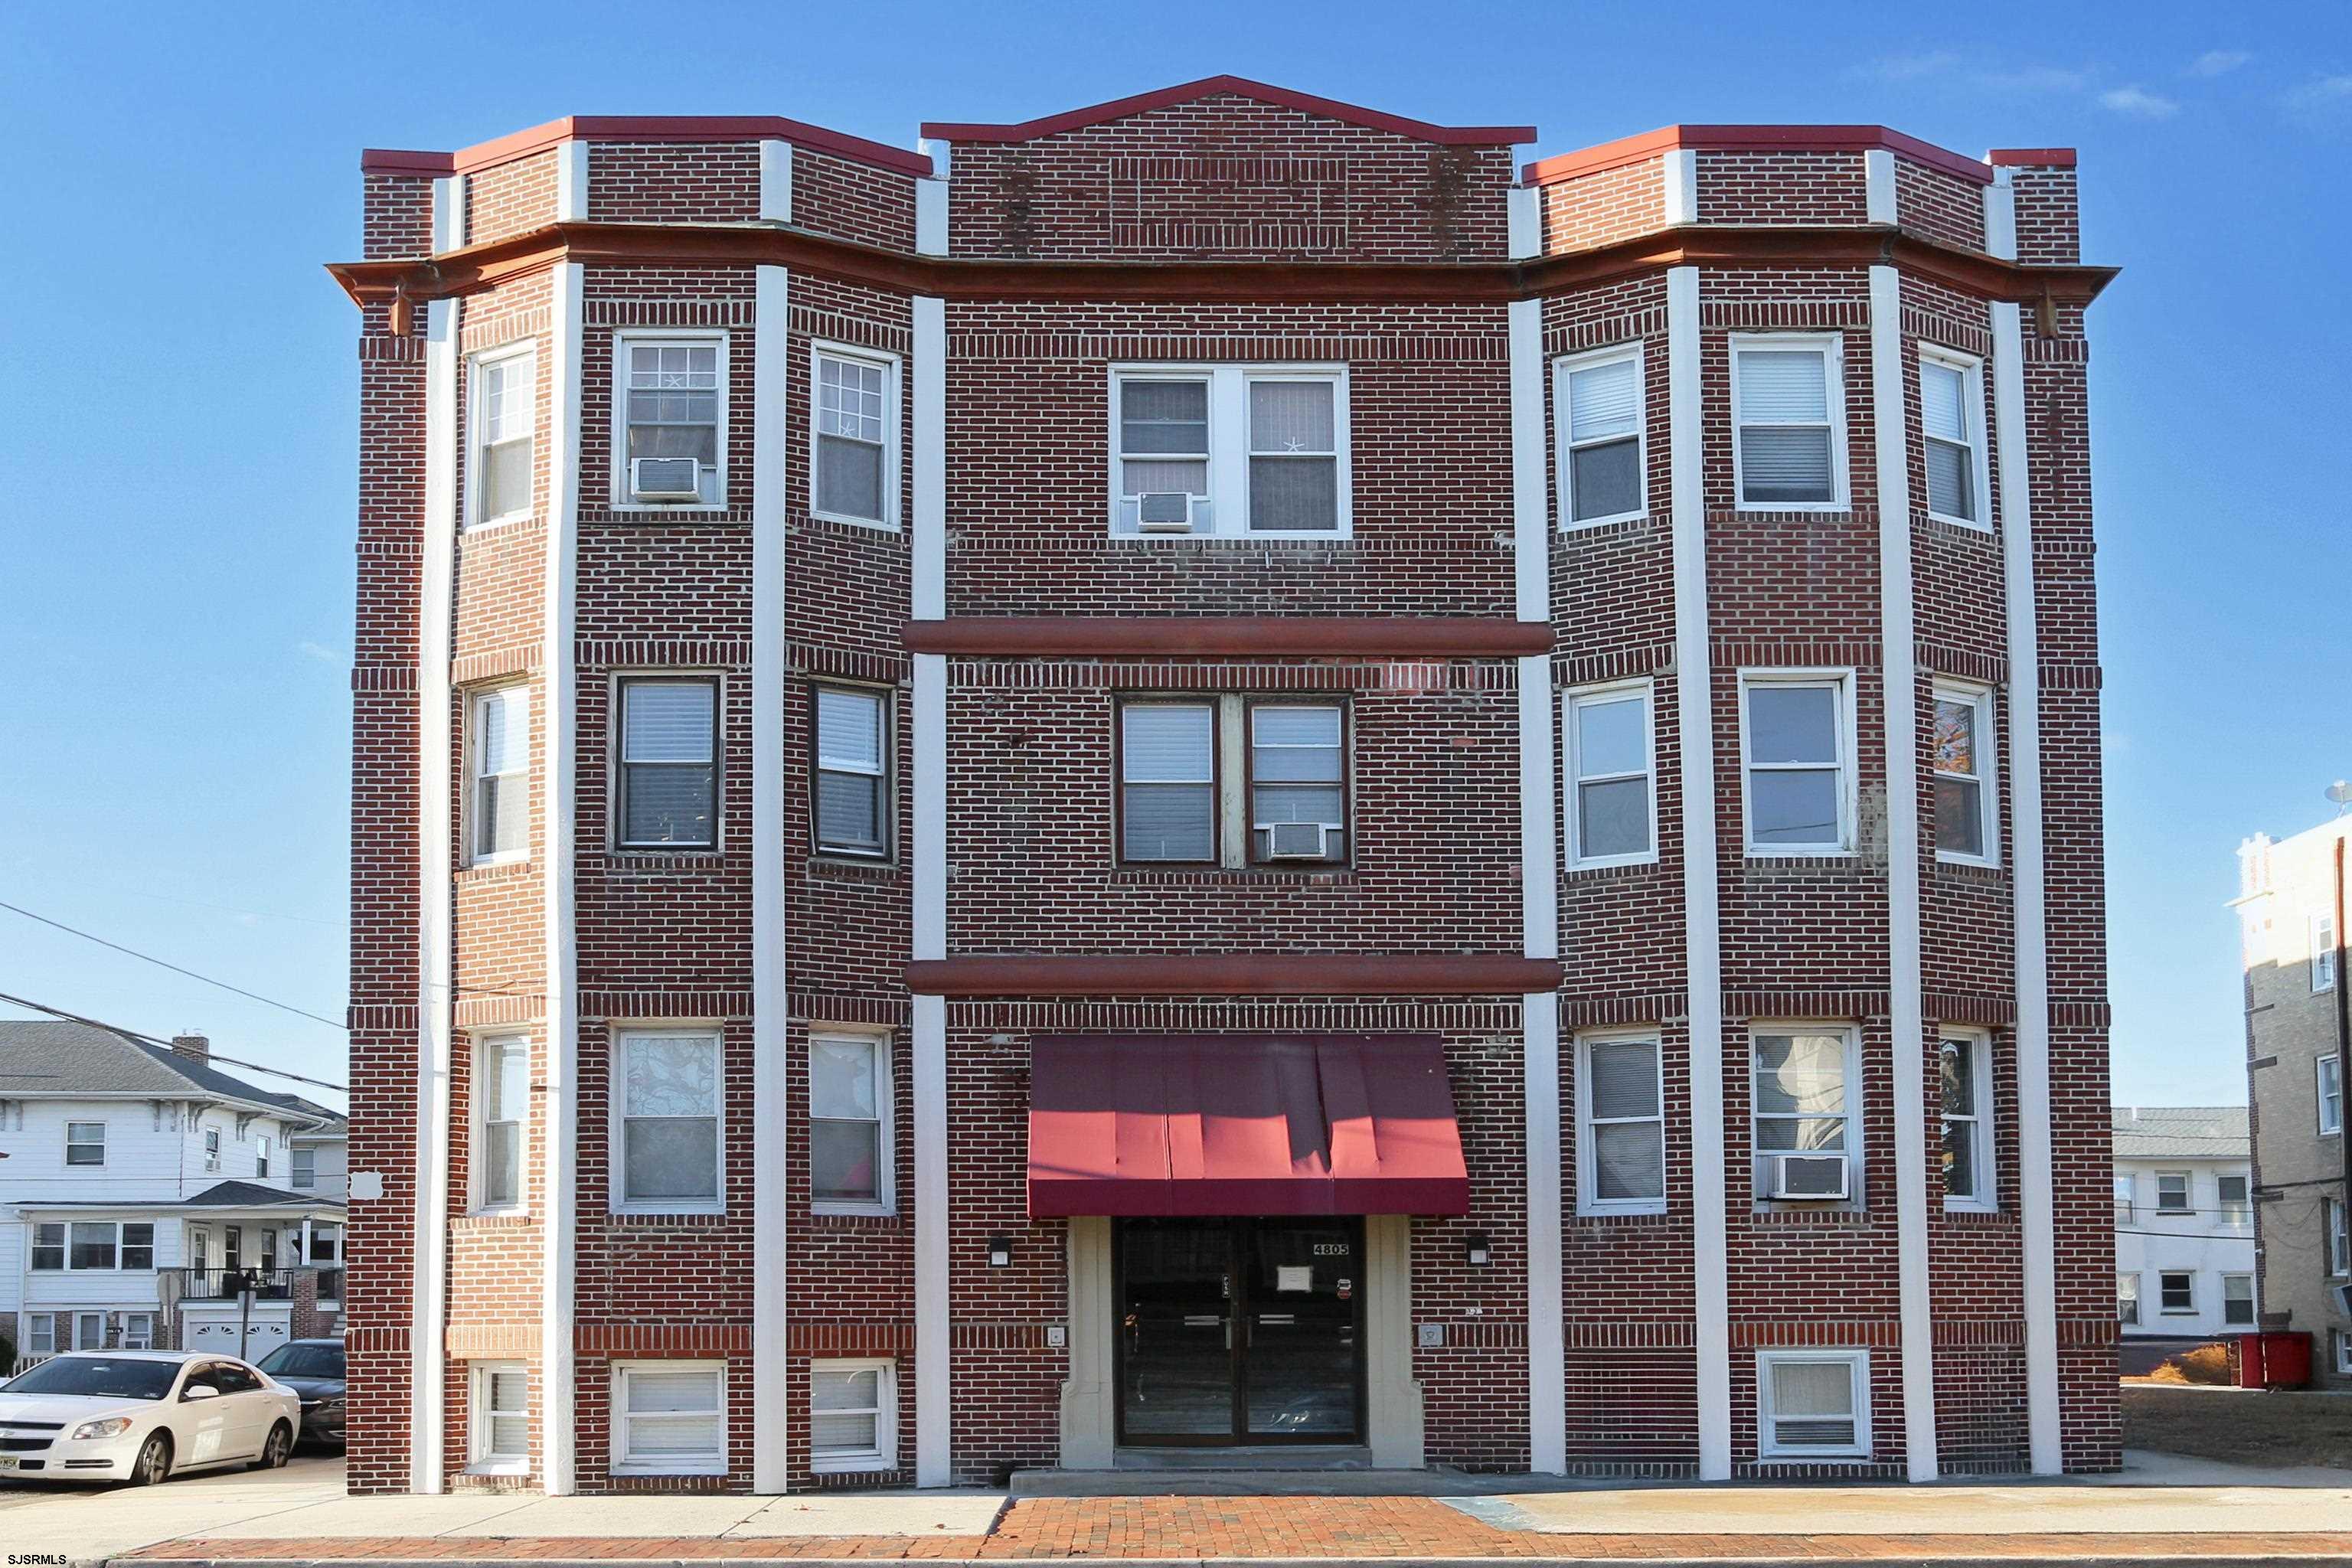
(92, 1452), (2352, 1566)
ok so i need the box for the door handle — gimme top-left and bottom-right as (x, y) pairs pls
(1256, 1313), (1296, 1326)
(1181, 1314), (1221, 1327)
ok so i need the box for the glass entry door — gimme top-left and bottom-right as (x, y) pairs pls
(1116, 1216), (1364, 1446)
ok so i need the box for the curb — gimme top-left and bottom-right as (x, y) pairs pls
(101, 1557), (2352, 1568)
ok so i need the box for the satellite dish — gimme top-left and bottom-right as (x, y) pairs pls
(2331, 780), (2352, 815)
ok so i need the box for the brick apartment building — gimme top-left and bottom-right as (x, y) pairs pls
(332, 77), (2118, 1494)
(2233, 818), (2352, 1385)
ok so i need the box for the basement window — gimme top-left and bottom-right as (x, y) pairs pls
(1756, 1350), (1870, 1459)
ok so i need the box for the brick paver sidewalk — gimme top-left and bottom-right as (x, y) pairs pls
(122, 1494), (2352, 1562)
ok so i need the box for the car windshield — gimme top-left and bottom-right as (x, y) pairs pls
(2, 1357), (178, 1400)
(257, 1344), (345, 1379)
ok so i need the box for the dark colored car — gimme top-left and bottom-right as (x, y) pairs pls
(255, 1340), (345, 1449)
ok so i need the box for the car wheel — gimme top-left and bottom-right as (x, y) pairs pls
(251, 1421), (293, 1471)
(128, 1432), (172, 1487)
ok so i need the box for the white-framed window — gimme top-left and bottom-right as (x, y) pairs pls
(2321, 1054), (2344, 1136)
(475, 1034), (528, 1214)
(2158, 1270), (2194, 1315)
(469, 343), (537, 528)
(2314, 915), (2339, 994)
(1576, 1031), (1666, 1216)
(1554, 342), (1647, 528)
(121, 1312), (154, 1350)
(811, 1033), (893, 1214)
(2328, 1197), (2347, 1278)
(2117, 1272), (2140, 1326)
(72, 1313), (106, 1351)
(31, 1221), (153, 1272)
(2222, 1272), (2257, 1327)
(617, 677), (719, 849)
(1932, 679), (1998, 866)
(470, 1361), (531, 1473)
(65, 1121), (105, 1168)
(1564, 681), (1655, 868)
(612, 1029), (723, 1214)
(1119, 700), (1217, 864)
(21, 1314), (52, 1356)
(291, 1147), (317, 1189)
(615, 332), (727, 508)
(1751, 1024), (1861, 1204)
(2218, 1172), (2251, 1228)
(257, 1134), (272, 1178)
(469, 684), (531, 865)
(2112, 1172), (2135, 1225)
(2155, 1171), (2190, 1213)
(810, 1357), (897, 1472)
(1730, 334), (1847, 510)
(2337, 1329), (2352, 1377)
(813, 684), (890, 860)
(189, 1227), (209, 1272)
(204, 1127), (221, 1171)
(1108, 364), (1351, 537)
(611, 1361), (726, 1476)
(1918, 345), (1987, 526)
(1248, 703), (1348, 866)
(810, 343), (900, 528)
(1939, 1027), (1995, 1211)
(1755, 1349), (1870, 1459)
(1739, 671), (1855, 855)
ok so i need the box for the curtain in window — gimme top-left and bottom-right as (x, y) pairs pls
(1736, 349), (1833, 503)
(1769, 1359), (1857, 1446)
(1753, 1034), (1847, 1152)
(1939, 1037), (1978, 1199)
(816, 355), (887, 520)
(626, 343), (720, 464)
(1588, 1039), (1664, 1201)
(622, 681), (717, 846)
(486, 1369), (528, 1456)
(1248, 381), (1338, 531)
(482, 1040), (527, 1207)
(1122, 705), (1214, 861)
(475, 688), (530, 858)
(812, 1364), (882, 1454)
(623, 1367), (722, 1457)
(622, 1035), (718, 1202)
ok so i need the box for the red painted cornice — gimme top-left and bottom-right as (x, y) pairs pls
(1521, 124), (2017, 188)
(361, 114), (933, 181)
(902, 618), (1553, 658)
(920, 75), (1534, 147)
(906, 955), (1563, 998)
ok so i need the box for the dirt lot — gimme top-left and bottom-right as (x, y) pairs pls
(2123, 1383), (2352, 1470)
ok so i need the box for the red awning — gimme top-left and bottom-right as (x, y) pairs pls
(1027, 1035), (1469, 1218)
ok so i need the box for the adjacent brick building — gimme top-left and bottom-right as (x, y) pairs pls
(332, 78), (2120, 1493)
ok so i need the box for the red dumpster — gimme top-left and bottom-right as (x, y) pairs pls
(2236, 1330), (2314, 1389)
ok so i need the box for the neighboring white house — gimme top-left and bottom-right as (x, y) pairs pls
(0, 1021), (347, 1364)
(2114, 1106), (2258, 1341)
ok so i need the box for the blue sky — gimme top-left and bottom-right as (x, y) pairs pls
(2, 0), (2347, 1111)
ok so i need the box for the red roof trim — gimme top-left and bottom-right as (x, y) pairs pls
(1522, 124), (1995, 188)
(1988, 147), (2078, 168)
(920, 75), (1534, 147)
(361, 115), (932, 180)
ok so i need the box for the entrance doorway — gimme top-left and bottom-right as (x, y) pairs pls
(1115, 1216), (1364, 1446)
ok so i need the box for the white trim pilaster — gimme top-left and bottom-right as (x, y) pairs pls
(916, 181), (949, 260)
(750, 263), (792, 1494)
(555, 142), (588, 224)
(910, 276), (949, 1485)
(1509, 263), (1564, 1470)
(1984, 170), (2018, 263)
(1663, 149), (1698, 226)
(434, 174), (466, 253)
(1668, 265), (1730, 1480)
(1870, 264), (1939, 1482)
(1507, 185), (1540, 260)
(1993, 296), (2061, 1473)
(1864, 149), (1897, 226)
(538, 260), (585, 1496)
(412, 273), (459, 1497)
(759, 141), (793, 224)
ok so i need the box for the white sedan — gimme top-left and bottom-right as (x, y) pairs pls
(0, 1350), (299, 1485)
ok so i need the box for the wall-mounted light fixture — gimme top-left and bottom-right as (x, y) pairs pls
(1463, 1231), (1491, 1268)
(986, 1233), (1014, 1269)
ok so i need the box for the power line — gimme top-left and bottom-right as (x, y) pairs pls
(0, 991), (347, 1096)
(0, 898), (345, 1032)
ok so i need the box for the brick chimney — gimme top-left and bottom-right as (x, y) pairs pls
(171, 1032), (211, 1063)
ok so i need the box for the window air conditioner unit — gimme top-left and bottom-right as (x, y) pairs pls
(631, 456), (703, 501)
(1266, 822), (1341, 861)
(1133, 492), (1207, 533)
(1771, 1152), (1849, 1200)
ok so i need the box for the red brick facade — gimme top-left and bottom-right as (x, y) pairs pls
(339, 80), (2116, 1494)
